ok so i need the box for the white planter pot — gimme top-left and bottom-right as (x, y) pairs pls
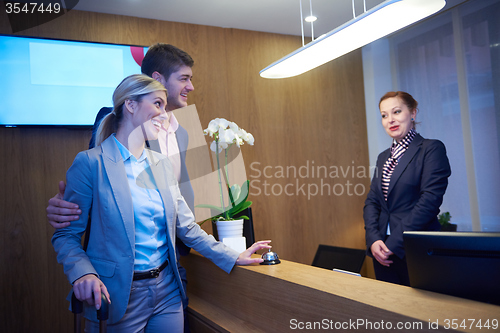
(216, 219), (244, 240)
(216, 219), (246, 252)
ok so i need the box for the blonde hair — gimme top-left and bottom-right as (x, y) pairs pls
(95, 74), (167, 146)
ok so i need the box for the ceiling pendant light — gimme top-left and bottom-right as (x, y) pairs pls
(260, 0), (446, 79)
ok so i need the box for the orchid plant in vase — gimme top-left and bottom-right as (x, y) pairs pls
(197, 118), (254, 225)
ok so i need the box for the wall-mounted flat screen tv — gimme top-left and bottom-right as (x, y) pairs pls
(0, 35), (148, 127)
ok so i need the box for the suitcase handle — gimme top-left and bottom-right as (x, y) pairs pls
(71, 292), (109, 320)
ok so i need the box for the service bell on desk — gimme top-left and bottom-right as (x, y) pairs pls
(260, 248), (281, 265)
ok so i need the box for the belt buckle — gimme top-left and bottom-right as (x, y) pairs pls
(150, 268), (160, 278)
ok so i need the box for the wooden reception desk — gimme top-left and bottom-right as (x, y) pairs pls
(180, 252), (499, 332)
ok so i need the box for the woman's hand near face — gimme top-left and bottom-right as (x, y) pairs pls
(370, 240), (394, 267)
(73, 274), (111, 310)
(235, 240), (272, 265)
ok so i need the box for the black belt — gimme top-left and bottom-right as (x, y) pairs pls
(133, 260), (169, 281)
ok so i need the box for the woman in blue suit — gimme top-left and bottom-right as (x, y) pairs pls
(52, 74), (271, 332)
(363, 91), (451, 286)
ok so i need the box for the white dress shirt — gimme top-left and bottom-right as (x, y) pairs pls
(157, 113), (182, 182)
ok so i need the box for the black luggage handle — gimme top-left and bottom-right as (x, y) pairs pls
(71, 292), (109, 333)
(71, 292), (109, 319)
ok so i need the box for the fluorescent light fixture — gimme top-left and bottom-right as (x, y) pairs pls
(260, 0), (446, 79)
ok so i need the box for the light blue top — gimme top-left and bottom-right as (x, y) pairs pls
(113, 135), (168, 271)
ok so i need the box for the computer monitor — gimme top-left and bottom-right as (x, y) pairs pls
(404, 231), (500, 305)
(312, 245), (366, 274)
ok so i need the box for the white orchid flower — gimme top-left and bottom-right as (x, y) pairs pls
(202, 118), (255, 223)
(229, 121), (239, 133)
(235, 136), (244, 147)
(210, 141), (223, 153)
(210, 140), (229, 152)
(236, 128), (254, 145)
(204, 119), (220, 137)
(245, 132), (255, 145)
(218, 128), (237, 146)
(216, 118), (230, 130)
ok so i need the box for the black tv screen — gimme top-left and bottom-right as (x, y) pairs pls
(404, 231), (500, 305)
(0, 35), (148, 127)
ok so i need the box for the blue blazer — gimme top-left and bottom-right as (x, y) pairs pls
(363, 134), (451, 259)
(89, 107), (194, 212)
(52, 136), (239, 324)
(90, 107), (194, 257)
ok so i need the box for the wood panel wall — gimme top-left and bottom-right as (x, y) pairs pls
(0, 5), (369, 332)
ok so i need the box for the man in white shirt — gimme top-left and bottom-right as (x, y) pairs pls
(49, 43), (195, 223)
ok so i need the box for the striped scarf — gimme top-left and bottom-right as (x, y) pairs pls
(381, 129), (417, 201)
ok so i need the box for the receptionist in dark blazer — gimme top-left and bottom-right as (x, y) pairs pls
(363, 91), (451, 286)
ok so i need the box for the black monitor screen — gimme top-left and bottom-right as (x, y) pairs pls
(312, 245), (366, 274)
(404, 231), (500, 305)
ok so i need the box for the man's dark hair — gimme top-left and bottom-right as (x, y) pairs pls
(141, 43), (194, 80)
